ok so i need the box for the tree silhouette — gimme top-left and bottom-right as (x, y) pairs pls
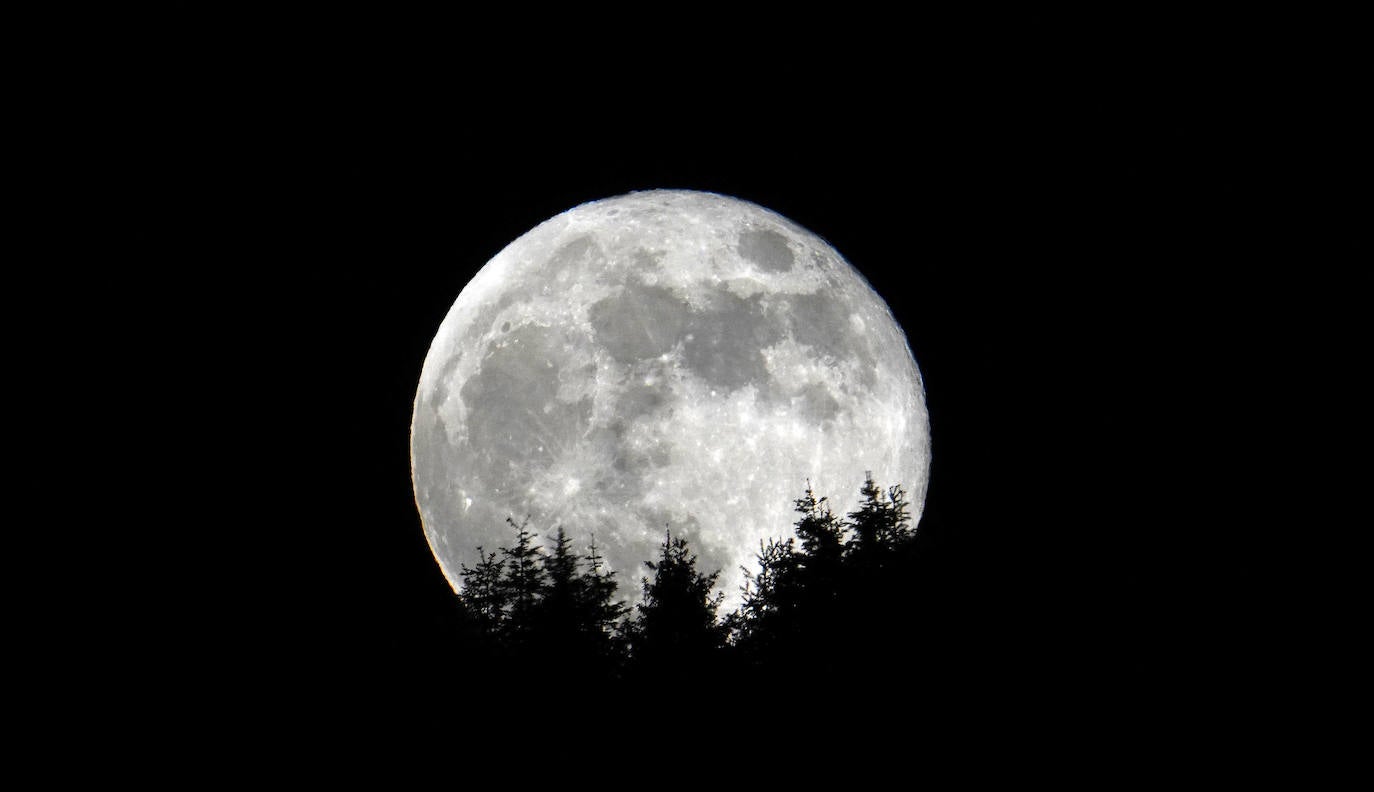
(734, 536), (801, 658)
(537, 526), (581, 627)
(630, 530), (725, 674)
(451, 474), (924, 698)
(845, 472), (913, 561)
(499, 516), (545, 649)
(734, 483), (852, 666)
(456, 517), (633, 688)
(794, 483), (847, 566)
(842, 474), (917, 667)
(789, 482), (847, 633)
(459, 547), (507, 639)
(527, 527), (628, 680)
(579, 535), (629, 663)
(726, 475), (925, 681)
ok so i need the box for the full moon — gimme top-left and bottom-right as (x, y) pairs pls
(411, 190), (929, 611)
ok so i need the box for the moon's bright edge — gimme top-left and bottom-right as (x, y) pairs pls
(411, 190), (929, 612)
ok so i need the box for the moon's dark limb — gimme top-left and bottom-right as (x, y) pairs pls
(412, 190), (929, 610)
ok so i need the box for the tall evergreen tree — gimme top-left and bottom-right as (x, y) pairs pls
(500, 516), (546, 648)
(845, 473), (913, 561)
(793, 482), (847, 621)
(841, 474), (917, 665)
(632, 530), (725, 670)
(459, 547), (507, 639)
(731, 476), (920, 674)
(528, 527), (626, 672)
(533, 526), (582, 643)
(794, 483), (847, 568)
(736, 537), (801, 652)
(580, 536), (628, 651)
(735, 484), (849, 661)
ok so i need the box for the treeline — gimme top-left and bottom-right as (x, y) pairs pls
(453, 473), (922, 685)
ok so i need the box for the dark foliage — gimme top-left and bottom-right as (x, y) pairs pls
(451, 474), (930, 698)
(457, 519), (628, 684)
(732, 474), (925, 683)
(528, 528), (628, 680)
(436, 474), (986, 754)
(628, 530), (726, 676)
(458, 548), (506, 636)
(846, 473), (913, 560)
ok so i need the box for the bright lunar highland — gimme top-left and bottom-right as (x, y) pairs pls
(411, 190), (929, 611)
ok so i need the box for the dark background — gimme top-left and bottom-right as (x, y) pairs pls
(109, 69), (1239, 745)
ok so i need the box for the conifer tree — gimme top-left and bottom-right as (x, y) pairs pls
(534, 526), (582, 644)
(632, 530), (724, 669)
(793, 482), (847, 619)
(735, 484), (849, 659)
(732, 476), (918, 672)
(527, 527), (625, 664)
(845, 473), (913, 561)
(500, 516), (546, 647)
(459, 547), (507, 638)
(794, 483), (847, 569)
(581, 536), (628, 648)
(736, 537), (801, 652)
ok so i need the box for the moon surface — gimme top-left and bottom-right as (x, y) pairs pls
(411, 190), (929, 611)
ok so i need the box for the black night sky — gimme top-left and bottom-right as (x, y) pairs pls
(114, 65), (1247, 758)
